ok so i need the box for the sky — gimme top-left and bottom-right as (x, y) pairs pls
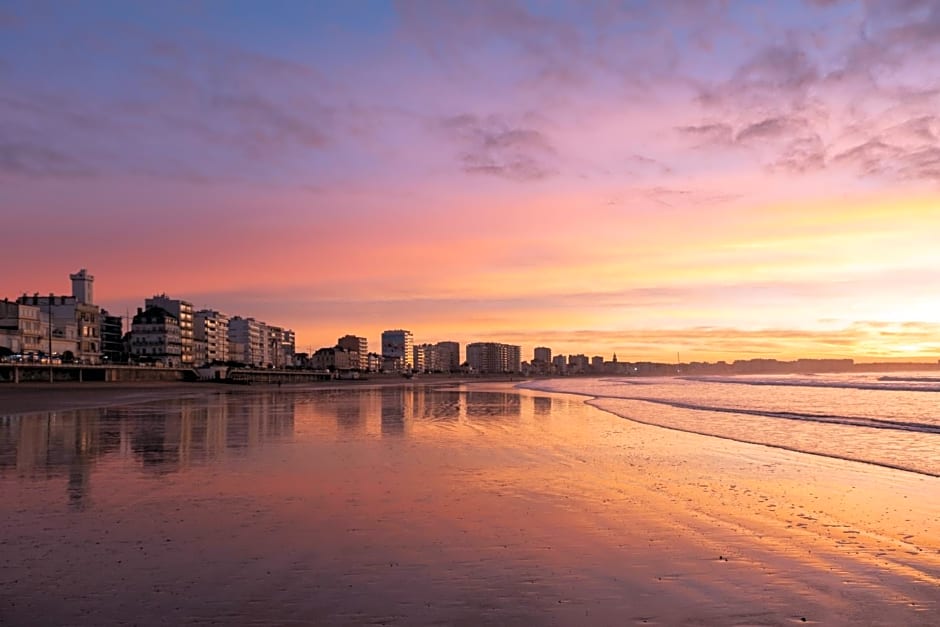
(2, 0), (939, 363)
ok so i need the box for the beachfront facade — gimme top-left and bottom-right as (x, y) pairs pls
(466, 342), (521, 374)
(194, 310), (229, 366)
(16, 294), (100, 364)
(100, 310), (125, 363)
(337, 335), (368, 370)
(228, 317), (264, 366)
(381, 329), (414, 371)
(410, 342), (461, 373)
(130, 306), (182, 367)
(533, 346), (552, 364)
(265, 325), (295, 369)
(568, 354), (589, 374)
(413, 344), (431, 372)
(0, 300), (45, 357)
(311, 346), (358, 372)
(435, 341), (460, 372)
(146, 295), (194, 366)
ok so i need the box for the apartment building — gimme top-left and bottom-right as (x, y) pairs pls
(146, 294), (194, 366)
(194, 310), (229, 366)
(130, 306), (182, 367)
(466, 342), (521, 374)
(337, 334), (368, 370)
(381, 329), (414, 371)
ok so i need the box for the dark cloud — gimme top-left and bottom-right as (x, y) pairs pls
(832, 133), (940, 181)
(0, 141), (93, 177)
(623, 154), (673, 177)
(772, 134), (826, 174)
(697, 43), (820, 111)
(440, 114), (556, 181)
(208, 93), (328, 153)
(675, 123), (733, 146)
(736, 116), (809, 143)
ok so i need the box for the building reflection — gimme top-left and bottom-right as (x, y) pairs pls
(533, 396), (552, 417)
(465, 391), (522, 419)
(0, 391), (296, 506)
(380, 387), (407, 436)
(0, 387), (538, 506)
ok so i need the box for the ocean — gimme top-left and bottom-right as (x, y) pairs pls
(521, 372), (940, 477)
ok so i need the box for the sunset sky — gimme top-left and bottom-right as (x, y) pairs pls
(2, 0), (939, 362)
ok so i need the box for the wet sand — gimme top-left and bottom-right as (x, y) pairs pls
(0, 375), (517, 416)
(1, 383), (937, 625)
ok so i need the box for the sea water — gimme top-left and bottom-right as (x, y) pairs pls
(521, 372), (940, 477)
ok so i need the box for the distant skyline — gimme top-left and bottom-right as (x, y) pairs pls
(2, 1), (939, 362)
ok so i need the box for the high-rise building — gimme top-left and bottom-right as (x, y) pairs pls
(381, 329), (413, 370)
(100, 310), (125, 363)
(146, 294), (194, 366)
(466, 342), (521, 374)
(568, 354), (589, 374)
(194, 310), (229, 365)
(277, 328), (296, 368)
(228, 317), (264, 366)
(533, 346), (552, 364)
(435, 341), (460, 372)
(265, 325), (295, 368)
(413, 344), (432, 372)
(337, 334), (368, 370)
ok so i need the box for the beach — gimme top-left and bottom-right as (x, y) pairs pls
(1, 380), (937, 625)
(0, 374), (516, 416)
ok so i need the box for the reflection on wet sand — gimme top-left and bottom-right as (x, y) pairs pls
(2, 384), (935, 626)
(0, 392), (296, 508)
(293, 387), (525, 437)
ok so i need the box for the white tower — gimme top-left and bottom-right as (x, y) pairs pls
(70, 268), (94, 305)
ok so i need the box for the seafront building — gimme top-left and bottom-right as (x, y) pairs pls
(410, 342), (461, 373)
(100, 310), (125, 363)
(146, 295), (194, 366)
(533, 347), (551, 364)
(194, 310), (229, 366)
(435, 341), (460, 372)
(568, 354), (589, 374)
(381, 329), (414, 371)
(0, 300), (45, 358)
(15, 269), (101, 364)
(466, 342), (521, 374)
(266, 325), (295, 369)
(337, 335), (368, 370)
(129, 306), (182, 366)
(311, 346), (358, 372)
(1, 267), (299, 369)
(228, 317), (264, 367)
